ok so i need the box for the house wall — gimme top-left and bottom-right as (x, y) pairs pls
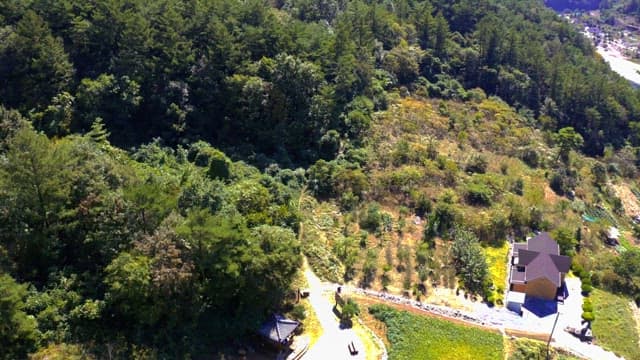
(511, 283), (527, 292)
(525, 278), (557, 300)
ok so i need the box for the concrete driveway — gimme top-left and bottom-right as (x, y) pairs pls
(303, 266), (366, 360)
(518, 278), (622, 360)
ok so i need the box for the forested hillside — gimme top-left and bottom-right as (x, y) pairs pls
(1, 0), (640, 163)
(2, 0), (640, 358)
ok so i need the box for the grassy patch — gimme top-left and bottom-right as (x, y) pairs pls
(505, 338), (582, 360)
(484, 242), (509, 304)
(352, 319), (384, 360)
(368, 304), (503, 360)
(591, 289), (640, 360)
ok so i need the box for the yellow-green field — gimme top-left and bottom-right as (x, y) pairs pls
(368, 304), (503, 360)
(484, 242), (509, 304)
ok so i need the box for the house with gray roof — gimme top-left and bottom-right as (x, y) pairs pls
(508, 232), (571, 300)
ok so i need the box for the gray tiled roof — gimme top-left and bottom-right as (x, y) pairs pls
(258, 315), (300, 344)
(510, 232), (571, 287)
(510, 266), (526, 283)
(516, 249), (539, 265)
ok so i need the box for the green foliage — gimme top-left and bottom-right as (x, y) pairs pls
(339, 298), (360, 328)
(581, 311), (595, 322)
(0, 126), (73, 282)
(3, 0), (640, 355)
(507, 338), (574, 360)
(552, 227), (578, 256)
(549, 168), (578, 196)
(465, 154), (488, 174)
(360, 202), (383, 233)
(29, 343), (90, 360)
(425, 201), (460, 239)
(466, 182), (494, 206)
(591, 289), (640, 360)
(520, 148), (540, 168)
(554, 127), (584, 163)
(0, 10), (73, 111)
(369, 304), (503, 360)
(0, 274), (39, 360)
(612, 248), (640, 300)
(451, 229), (489, 295)
(362, 249), (379, 287)
(290, 304), (306, 321)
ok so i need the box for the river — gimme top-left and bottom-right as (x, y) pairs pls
(597, 46), (640, 87)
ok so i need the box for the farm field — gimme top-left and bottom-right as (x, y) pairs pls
(591, 289), (640, 360)
(368, 304), (503, 360)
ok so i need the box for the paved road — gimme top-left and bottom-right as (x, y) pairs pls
(303, 266), (367, 360)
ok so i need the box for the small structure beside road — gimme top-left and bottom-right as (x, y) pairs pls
(258, 314), (301, 348)
(506, 291), (526, 314)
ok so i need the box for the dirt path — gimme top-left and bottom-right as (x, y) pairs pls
(302, 263), (369, 360)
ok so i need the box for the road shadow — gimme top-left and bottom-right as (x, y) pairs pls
(523, 296), (558, 318)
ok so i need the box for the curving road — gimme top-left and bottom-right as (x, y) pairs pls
(303, 265), (368, 360)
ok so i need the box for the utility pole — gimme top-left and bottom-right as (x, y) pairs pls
(546, 311), (561, 360)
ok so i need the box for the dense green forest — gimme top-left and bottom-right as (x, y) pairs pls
(3, 0), (640, 358)
(2, 0), (640, 162)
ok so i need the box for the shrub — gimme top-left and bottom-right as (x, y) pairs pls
(340, 298), (360, 328)
(549, 173), (565, 195)
(466, 154), (488, 174)
(582, 311), (595, 322)
(511, 178), (524, 195)
(582, 299), (593, 313)
(521, 147), (540, 168)
(360, 202), (382, 232)
(581, 282), (593, 295)
(466, 182), (493, 206)
(412, 192), (432, 217)
(291, 304), (306, 321)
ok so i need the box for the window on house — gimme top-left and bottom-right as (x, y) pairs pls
(517, 266), (525, 272)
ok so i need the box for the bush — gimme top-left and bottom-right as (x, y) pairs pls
(291, 304), (306, 321)
(582, 299), (593, 313)
(511, 178), (524, 195)
(412, 192), (432, 217)
(466, 182), (493, 206)
(466, 154), (488, 174)
(340, 298), (360, 328)
(582, 311), (595, 322)
(521, 148), (540, 168)
(581, 282), (593, 295)
(360, 202), (382, 232)
(509, 339), (546, 360)
(549, 173), (566, 195)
